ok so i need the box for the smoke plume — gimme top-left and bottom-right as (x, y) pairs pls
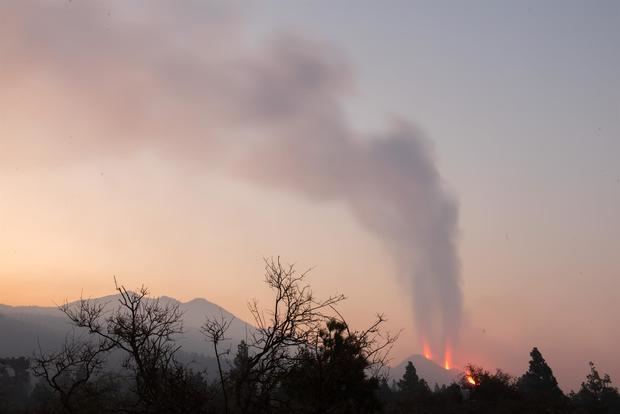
(0, 1), (462, 357)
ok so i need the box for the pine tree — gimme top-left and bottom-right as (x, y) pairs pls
(518, 347), (565, 411)
(397, 362), (420, 394)
(396, 361), (431, 406)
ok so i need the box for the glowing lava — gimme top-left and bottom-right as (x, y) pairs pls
(423, 342), (432, 360)
(443, 346), (452, 370)
(466, 375), (476, 385)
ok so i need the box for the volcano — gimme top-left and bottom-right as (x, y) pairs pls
(390, 354), (461, 387)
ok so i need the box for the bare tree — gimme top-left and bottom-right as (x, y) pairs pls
(201, 314), (233, 414)
(350, 313), (400, 379)
(230, 257), (345, 413)
(59, 279), (184, 411)
(32, 334), (112, 414)
(43, 262), (396, 414)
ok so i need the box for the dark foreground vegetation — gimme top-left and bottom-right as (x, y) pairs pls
(1, 259), (618, 414)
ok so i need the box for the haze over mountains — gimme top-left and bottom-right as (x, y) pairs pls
(0, 295), (252, 357)
(0, 294), (456, 386)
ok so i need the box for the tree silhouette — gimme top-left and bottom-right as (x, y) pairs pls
(396, 361), (431, 411)
(201, 314), (233, 414)
(32, 335), (111, 414)
(397, 361), (420, 393)
(461, 364), (517, 403)
(572, 362), (620, 414)
(227, 341), (257, 413)
(59, 280), (191, 412)
(282, 319), (381, 413)
(232, 257), (346, 413)
(221, 257), (396, 414)
(517, 347), (565, 411)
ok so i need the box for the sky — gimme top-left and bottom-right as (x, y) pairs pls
(1, 0), (619, 391)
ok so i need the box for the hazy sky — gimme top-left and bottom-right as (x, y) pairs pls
(1, 1), (618, 391)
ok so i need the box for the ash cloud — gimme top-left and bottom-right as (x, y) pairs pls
(0, 1), (462, 353)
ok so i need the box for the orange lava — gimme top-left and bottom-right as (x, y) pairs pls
(423, 342), (432, 360)
(443, 345), (452, 370)
(466, 375), (476, 385)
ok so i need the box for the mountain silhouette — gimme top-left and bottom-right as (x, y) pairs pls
(1, 297), (456, 384)
(390, 354), (461, 387)
(0, 295), (253, 358)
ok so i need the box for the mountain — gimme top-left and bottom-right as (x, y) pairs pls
(1, 297), (455, 386)
(0, 305), (70, 357)
(390, 354), (462, 387)
(0, 295), (254, 358)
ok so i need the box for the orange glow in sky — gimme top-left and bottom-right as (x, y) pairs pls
(443, 345), (452, 370)
(1, 0), (620, 393)
(423, 341), (432, 360)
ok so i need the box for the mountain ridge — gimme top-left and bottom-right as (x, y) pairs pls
(0, 294), (254, 358)
(1, 296), (459, 387)
(390, 354), (462, 387)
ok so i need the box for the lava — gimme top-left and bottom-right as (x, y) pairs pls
(423, 341), (432, 360)
(443, 345), (452, 370)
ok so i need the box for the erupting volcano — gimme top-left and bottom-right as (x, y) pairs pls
(443, 345), (452, 370)
(421, 341), (455, 371)
(1, 0), (465, 392)
(423, 341), (433, 360)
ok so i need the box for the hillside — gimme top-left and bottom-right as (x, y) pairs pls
(390, 354), (462, 387)
(0, 296), (253, 358)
